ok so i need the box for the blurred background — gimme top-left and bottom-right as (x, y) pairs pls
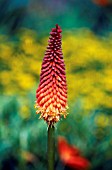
(0, 0), (112, 170)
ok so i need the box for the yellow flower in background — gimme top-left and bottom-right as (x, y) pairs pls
(10, 57), (24, 72)
(20, 105), (31, 119)
(0, 44), (12, 59)
(95, 114), (109, 128)
(101, 95), (112, 108)
(27, 59), (41, 75)
(103, 69), (112, 92)
(15, 72), (35, 90)
(67, 74), (79, 102)
(21, 35), (38, 55)
(20, 29), (38, 55)
(1, 71), (12, 86)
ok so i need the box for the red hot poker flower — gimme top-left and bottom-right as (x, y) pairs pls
(35, 24), (68, 125)
(58, 137), (90, 170)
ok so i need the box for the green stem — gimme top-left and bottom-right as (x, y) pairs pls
(48, 125), (55, 170)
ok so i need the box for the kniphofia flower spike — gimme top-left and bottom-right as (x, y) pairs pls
(35, 24), (68, 125)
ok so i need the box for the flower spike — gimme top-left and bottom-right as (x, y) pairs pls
(35, 24), (68, 125)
